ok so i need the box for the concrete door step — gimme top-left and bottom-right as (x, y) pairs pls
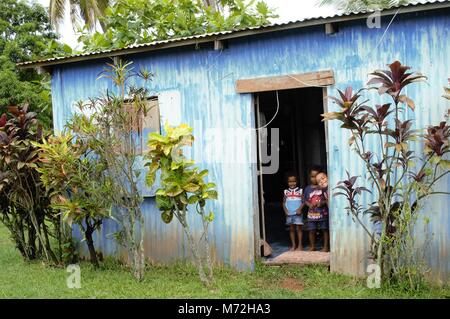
(263, 250), (330, 266)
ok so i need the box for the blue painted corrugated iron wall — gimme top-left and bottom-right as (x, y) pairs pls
(51, 9), (450, 282)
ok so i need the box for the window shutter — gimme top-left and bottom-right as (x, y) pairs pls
(158, 90), (182, 129)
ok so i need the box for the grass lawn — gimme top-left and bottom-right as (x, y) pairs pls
(0, 224), (449, 298)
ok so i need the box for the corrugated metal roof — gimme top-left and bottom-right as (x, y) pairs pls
(17, 0), (450, 68)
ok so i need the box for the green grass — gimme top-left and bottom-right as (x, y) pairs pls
(0, 224), (449, 298)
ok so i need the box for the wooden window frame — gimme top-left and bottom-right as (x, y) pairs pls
(122, 97), (160, 155)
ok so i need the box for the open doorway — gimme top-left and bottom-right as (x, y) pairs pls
(256, 87), (328, 258)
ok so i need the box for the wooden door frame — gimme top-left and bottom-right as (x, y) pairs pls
(236, 70), (334, 93)
(254, 93), (267, 258)
(243, 70), (335, 260)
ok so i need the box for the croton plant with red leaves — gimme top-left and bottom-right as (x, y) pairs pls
(424, 121), (450, 157)
(368, 61), (427, 110)
(323, 61), (449, 288)
(0, 104), (61, 265)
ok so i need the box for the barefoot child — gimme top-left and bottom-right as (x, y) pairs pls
(316, 171), (330, 252)
(283, 173), (304, 251)
(304, 166), (329, 252)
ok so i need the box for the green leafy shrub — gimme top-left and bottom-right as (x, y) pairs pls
(146, 123), (218, 286)
(31, 60), (154, 278)
(34, 133), (113, 267)
(61, 60), (153, 280)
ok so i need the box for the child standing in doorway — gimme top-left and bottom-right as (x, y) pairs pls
(304, 166), (329, 252)
(316, 170), (330, 251)
(283, 172), (304, 251)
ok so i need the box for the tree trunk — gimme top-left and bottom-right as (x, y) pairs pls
(18, 216), (28, 258)
(84, 220), (99, 268)
(132, 245), (144, 281)
(178, 210), (210, 286)
(27, 219), (36, 259)
(29, 210), (51, 262)
(376, 210), (389, 284)
(138, 212), (146, 280)
(55, 218), (62, 262)
(42, 219), (59, 265)
(129, 208), (146, 281)
(186, 229), (208, 285)
(200, 209), (213, 282)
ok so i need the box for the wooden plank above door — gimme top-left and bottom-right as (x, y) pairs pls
(235, 70), (335, 93)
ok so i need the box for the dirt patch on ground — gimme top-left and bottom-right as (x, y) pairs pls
(280, 278), (304, 292)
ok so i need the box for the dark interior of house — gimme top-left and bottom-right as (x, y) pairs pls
(256, 87), (327, 258)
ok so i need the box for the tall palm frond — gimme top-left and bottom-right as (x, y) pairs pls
(49, 0), (109, 32)
(49, 0), (66, 31)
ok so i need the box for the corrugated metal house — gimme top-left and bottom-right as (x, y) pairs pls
(20, 0), (450, 284)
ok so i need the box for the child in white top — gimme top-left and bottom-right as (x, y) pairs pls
(283, 173), (304, 251)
